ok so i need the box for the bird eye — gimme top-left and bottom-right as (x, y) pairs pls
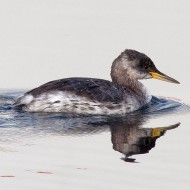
(140, 59), (152, 70)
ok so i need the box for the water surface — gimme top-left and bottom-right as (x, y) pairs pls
(0, 91), (190, 190)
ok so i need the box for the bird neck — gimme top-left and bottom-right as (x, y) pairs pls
(112, 75), (143, 94)
(111, 67), (149, 99)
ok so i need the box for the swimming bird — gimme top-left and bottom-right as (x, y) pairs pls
(14, 49), (179, 115)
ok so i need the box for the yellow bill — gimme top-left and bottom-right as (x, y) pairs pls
(149, 71), (180, 84)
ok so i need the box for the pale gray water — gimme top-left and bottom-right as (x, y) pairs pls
(0, 91), (190, 190)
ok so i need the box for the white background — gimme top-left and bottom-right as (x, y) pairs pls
(0, 0), (189, 98)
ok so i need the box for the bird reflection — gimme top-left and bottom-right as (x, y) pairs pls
(109, 118), (179, 162)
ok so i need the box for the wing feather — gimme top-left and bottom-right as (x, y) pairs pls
(26, 78), (125, 103)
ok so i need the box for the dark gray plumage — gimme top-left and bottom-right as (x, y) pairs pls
(26, 77), (128, 103)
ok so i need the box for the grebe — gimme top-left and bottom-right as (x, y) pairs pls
(14, 49), (179, 115)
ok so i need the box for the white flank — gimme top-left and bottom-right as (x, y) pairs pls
(14, 91), (150, 115)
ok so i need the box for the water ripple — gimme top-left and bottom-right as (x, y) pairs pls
(0, 92), (189, 130)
